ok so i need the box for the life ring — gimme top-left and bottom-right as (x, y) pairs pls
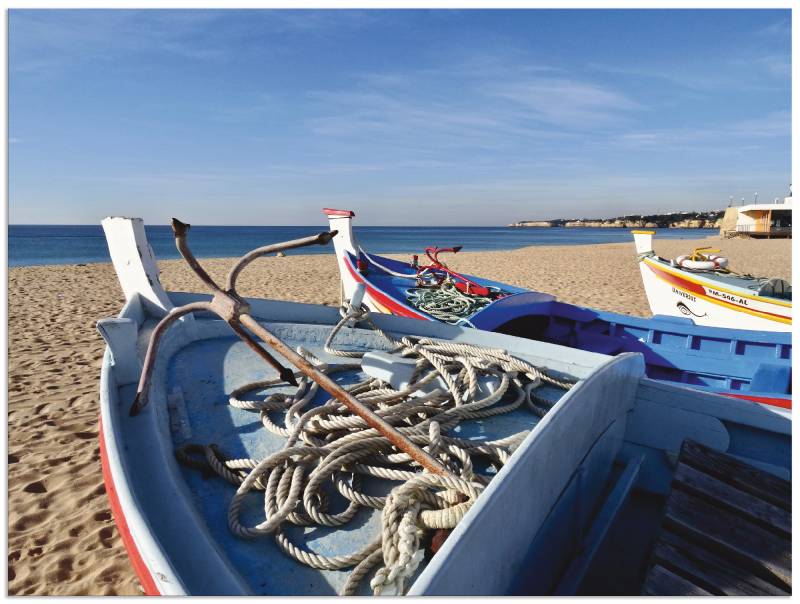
(675, 254), (729, 270)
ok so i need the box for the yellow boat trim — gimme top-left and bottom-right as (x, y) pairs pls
(645, 263), (791, 324)
(368, 295), (392, 316)
(631, 230), (656, 235)
(642, 256), (792, 309)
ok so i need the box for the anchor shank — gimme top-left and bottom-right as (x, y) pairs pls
(238, 313), (451, 476)
(225, 230), (337, 292)
(228, 320), (298, 387)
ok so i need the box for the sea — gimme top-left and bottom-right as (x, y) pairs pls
(8, 224), (718, 267)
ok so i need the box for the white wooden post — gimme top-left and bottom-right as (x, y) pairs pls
(631, 230), (655, 255)
(101, 217), (173, 315)
(96, 317), (142, 385)
(323, 208), (359, 305)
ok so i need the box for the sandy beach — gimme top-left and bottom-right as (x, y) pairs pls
(7, 235), (791, 595)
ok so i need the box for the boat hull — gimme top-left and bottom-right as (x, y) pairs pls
(637, 255), (792, 332)
(325, 215), (790, 414)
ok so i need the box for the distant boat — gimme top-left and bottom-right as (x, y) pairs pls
(324, 209), (790, 413)
(97, 217), (790, 595)
(632, 230), (791, 332)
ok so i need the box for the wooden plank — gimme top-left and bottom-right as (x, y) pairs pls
(554, 455), (642, 595)
(679, 440), (790, 510)
(642, 564), (712, 596)
(673, 462), (790, 537)
(659, 530), (789, 596)
(664, 489), (791, 589)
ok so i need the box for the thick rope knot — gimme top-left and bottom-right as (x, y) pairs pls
(339, 300), (370, 324)
(371, 473), (483, 596)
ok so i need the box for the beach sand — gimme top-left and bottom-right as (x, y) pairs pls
(7, 235), (791, 595)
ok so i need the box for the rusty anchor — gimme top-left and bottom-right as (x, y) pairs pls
(130, 218), (450, 476)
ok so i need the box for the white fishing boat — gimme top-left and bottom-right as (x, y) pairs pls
(96, 218), (790, 595)
(632, 230), (791, 332)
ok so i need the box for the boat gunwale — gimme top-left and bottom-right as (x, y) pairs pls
(640, 255), (792, 308)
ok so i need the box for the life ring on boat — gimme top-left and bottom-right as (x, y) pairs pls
(674, 254), (729, 270)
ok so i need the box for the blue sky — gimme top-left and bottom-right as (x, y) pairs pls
(9, 9), (791, 225)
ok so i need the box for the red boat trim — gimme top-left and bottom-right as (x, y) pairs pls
(99, 417), (161, 596)
(344, 255), (429, 320)
(645, 262), (706, 296)
(723, 392), (792, 410)
(644, 261), (791, 323)
(322, 208), (355, 218)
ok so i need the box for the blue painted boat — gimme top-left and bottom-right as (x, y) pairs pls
(324, 209), (791, 414)
(97, 218), (790, 595)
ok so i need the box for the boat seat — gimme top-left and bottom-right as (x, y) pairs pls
(757, 278), (792, 300)
(750, 363), (791, 394)
(575, 332), (624, 356)
(642, 440), (790, 595)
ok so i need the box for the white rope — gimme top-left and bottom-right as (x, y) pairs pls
(175, 302), (576, 595)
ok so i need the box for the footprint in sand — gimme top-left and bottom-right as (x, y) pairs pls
(93, 510), (112, 522)
(23, 481), (47, 494)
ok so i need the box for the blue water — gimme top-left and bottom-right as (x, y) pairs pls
(8, 224), (718, 267)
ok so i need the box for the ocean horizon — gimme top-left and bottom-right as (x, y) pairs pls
(8, 224), (719, 267)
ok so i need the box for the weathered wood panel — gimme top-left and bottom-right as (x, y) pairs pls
(642, 439), (791, 595)
(658, 531), (788, 596)
(665, 484), (790, 588)
(680, 439), (790, 510)
(673, 463), (790, 536)
(642, 564), (712, 596)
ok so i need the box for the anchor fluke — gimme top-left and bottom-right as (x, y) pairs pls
(280, 367), (299, 387)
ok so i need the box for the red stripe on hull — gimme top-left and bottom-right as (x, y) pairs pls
(99, 418), (161, 595)
(344, 256), (429, 320)
(645, 261), (790, 322)
(644, 261), (706, 296)
(723, 392), (792, 410)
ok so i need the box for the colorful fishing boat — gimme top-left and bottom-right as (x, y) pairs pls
(324, 209), (791, 413)
(97, 217), (790, 595)
(632, 230), (791, 332)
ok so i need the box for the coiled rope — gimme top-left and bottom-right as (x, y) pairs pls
(405, 283), (495, 324)
(176, 303), (576, 595)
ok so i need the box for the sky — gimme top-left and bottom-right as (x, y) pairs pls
(8, 9), (792, 226)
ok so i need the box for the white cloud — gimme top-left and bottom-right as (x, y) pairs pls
(487, 77), (644, 128)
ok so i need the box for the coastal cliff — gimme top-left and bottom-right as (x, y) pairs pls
(509, 210), (723, 229)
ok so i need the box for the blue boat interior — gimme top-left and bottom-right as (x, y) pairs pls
(107, 293), (790, 595)
(350, 251), (791, 401)
(167, 334), (569, 595)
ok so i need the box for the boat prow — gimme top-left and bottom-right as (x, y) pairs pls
(632, 230), (791, 332)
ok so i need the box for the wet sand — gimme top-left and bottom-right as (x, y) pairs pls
(7, 235), (790, 595)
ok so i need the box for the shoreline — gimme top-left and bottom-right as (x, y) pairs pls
(9, 227), (720, 269)
(8, 235), (723, 271)
(7, 235), (791, 595)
